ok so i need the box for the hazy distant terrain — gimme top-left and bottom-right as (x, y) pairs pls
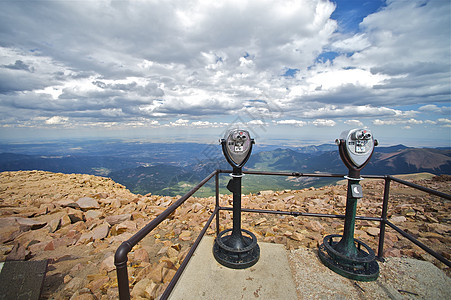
(0, 140), (450, 196)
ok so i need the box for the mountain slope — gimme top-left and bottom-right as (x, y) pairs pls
(108, 165), (196, 195)
(368, 148), (451, 175)
(247, 148), (311, 171)
(0, 153), (137, 175)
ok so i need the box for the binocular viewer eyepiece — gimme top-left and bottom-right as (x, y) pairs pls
(353, 129), (372, 141)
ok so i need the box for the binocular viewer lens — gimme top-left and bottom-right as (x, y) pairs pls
(352, 130), (372, 140)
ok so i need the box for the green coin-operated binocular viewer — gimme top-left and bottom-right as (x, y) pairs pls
(318, 128), (380, 281)
(213, 129), (260, 269)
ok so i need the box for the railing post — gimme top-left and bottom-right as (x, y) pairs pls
(215, 171), (220, 236)
(377, 176), (390, 261)
(115, 241), (132, 300)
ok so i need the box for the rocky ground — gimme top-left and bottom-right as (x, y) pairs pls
(0, 171), (449, 299)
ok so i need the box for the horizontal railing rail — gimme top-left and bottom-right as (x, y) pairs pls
(115, 169), (451, 299)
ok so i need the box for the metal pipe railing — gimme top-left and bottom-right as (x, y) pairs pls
(219, 206), (383, 222)
(222, 169), (347, 178)
(386, 220), (451, 268)
(389, 175), (451, 200)
(160, 206), (219, 299)
(115, 169), (450, 299)
(114, 170), (218, 300)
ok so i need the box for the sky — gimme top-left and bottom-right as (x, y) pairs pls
(0, 0), (450, 147)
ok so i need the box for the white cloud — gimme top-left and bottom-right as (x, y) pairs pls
(419, 104), (451, 115)
(344, 119), (363, 127)
(45, 116), (69, 125)
(436, 118), (451, 128)
(248, 120), (265, 126)
(306, 68), (388, 90)
(331, 34), (371, 52)
(170, 119), (190, 127)
(301, 105), (415, 119)
(373, 118), (424, 126)
(276, 120), (307, 126)
(406, 118), (423, 125)
(191, 121), (226, 128)
(239, 57), (254, 67)
(312, 119), (336, 127)
(373, 119), (390, 126)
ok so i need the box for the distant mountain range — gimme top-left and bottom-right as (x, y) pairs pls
(0, 141), (449, 196)
(247, 145), (451, 175)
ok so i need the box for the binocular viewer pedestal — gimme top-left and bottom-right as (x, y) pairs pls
(213, 169), (260, 269)
(318, 177), (379, 281)
(213, 228), (260, 269)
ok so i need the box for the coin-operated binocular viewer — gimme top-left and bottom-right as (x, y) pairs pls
(213, 129), (260, 269)
(318, 128), (379, 281)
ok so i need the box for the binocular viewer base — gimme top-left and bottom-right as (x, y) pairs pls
(319, 234), (379, 281)
(213, 228), (260, 269)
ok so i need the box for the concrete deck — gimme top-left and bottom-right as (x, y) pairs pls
(168, 235), (451, 300)
(168, 236), (298, 300)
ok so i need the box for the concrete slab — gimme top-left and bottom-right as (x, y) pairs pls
(167, 235), (451, 300)
(168, 236), (298, 300)
(0, 260), (48, 300)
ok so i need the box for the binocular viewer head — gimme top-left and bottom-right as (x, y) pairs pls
(336, 128), (378, 173)
(221, 129), (254, 169)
